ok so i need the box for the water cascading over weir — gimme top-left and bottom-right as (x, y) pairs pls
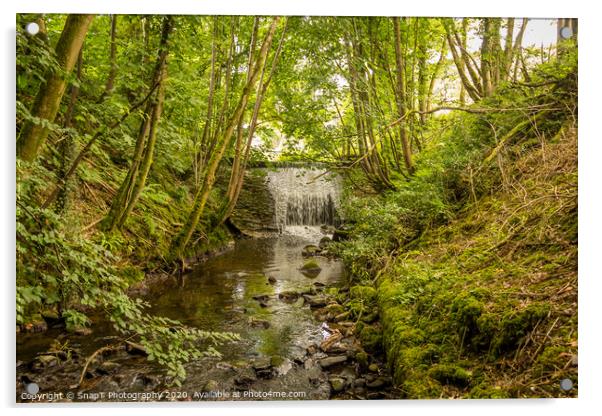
(228, 165), (342, 237)
(266, 167), (341, 233)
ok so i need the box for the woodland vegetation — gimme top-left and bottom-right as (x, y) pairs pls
(16, 14), (577, 396)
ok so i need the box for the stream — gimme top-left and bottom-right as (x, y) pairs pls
(17, 168), (396, 402)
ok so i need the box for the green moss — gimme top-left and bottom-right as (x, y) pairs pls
(300, 260), (320, 270)
(534, 345), (568, 376)
(324, 287), (340, 297)
(469, 383), (511, 399)
(477, 303), (550, 356)
(359, 325), (382, 353)
(325, 303), (345, 316)
(350, 285), (377, 303)
(401, 377), (443, 399)
(355, 350), (369, 368)
(451, 293), (484, 330)
(428, 364), (472, 387)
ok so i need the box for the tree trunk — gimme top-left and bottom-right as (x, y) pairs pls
(98, 14), (118, 102)
(392, 17), (414, 175)
(194, 16), (221, 187)
(219, 19), (287, 225)
(171, 17), (280, 258)
(56, 47), (83, 214)
(103, 16), (173, 232)
(444, 19), (481, 102)
(17, 14), (94, 162)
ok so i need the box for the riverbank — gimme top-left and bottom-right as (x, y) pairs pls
(332, 118), (578, 397)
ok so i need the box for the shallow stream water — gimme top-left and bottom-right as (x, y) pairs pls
(17, 229), (350, 401)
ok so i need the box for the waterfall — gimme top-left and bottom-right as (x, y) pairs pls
(266, 167), (341, 234)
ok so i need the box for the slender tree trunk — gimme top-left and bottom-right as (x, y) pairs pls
(171, 17), (280, 258)
(98, 14), (118, 102)
(195, 17), (221, 187)
(458, 18), (468, 105)
(219, 19), (287, 225)
(103, 16), (173, 232)
(416, 19), (428, 126)
(445, 22), (481, 102)
(225, 18), (259, 205)
(393, 17), (414, 175)
(56, 47), (83, 214)
(427, 38), (447, 113)
(17, 14), (95, 162)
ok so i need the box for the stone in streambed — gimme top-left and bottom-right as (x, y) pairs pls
(319, 236), (332, 249)
(234, 367), (257, 387)
(252, 357), (273, 379)
(97, 361), (120, 375)
(278, 291), (300, 302)
(318, 355), (347, 368)
(31, 354), (60, 371)
(300, 260), (322, 277)
(252, 357), (272, 371)
(329, 377), (346, 393)
(302, 245), (321, 257)
(202, 380), (219, 392)
(22, 315), (48, 333)
(303, 294), (329, 308)
(332, 226), (350, 242)
(366, 377), (391, 389)
(73, 326), (93, 336)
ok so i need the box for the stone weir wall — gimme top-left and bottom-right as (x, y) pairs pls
(230, 169), (279, 237)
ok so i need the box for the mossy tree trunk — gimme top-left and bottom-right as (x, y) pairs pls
(17, 14), (94, 162)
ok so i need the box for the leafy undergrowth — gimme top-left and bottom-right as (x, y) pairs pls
(377, 126), (577, 398)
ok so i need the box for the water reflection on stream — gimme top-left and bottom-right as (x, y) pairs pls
(151, 233), (345, 360)
(17, 229), (347, 400)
